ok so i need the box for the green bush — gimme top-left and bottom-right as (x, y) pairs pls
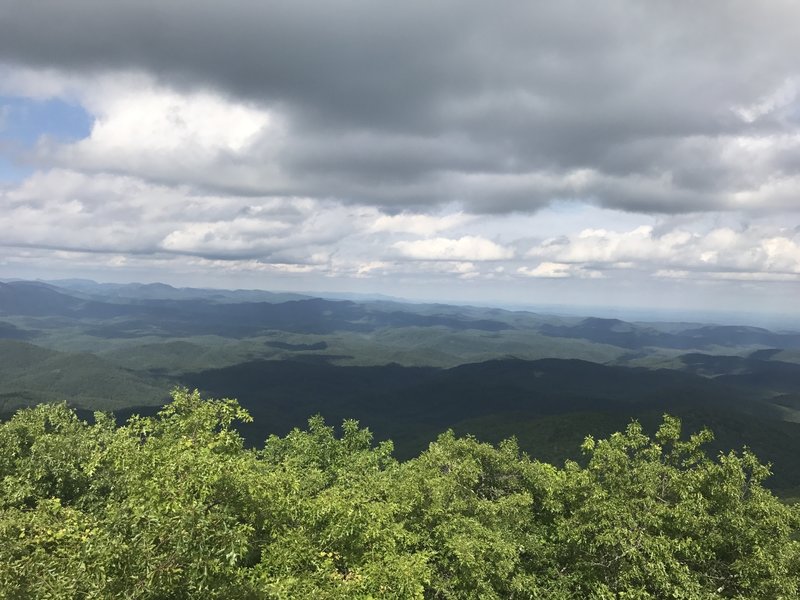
(1, 389), (797, 598)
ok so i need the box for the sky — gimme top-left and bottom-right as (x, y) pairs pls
(1, 1), (799, 317)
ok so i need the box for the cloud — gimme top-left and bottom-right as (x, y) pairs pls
(21, 73), (284, 195)
(1, 2), (800, 214)
(369, 210), (471, 236)
(655, 269), (800, 282)
(733, 77), (799, 123)
(0, 169), (368, 260)
(653, 269), (690, 279)
(394, 236), (513, 261)
(525, 223), (800, 280)
(74, 82), (268, 154)
(2, 2), (800, 312)
(2, 166), (799, 288)
(518, 262), (604, 279)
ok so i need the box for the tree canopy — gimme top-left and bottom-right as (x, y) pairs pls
(1, 388), (798, 599)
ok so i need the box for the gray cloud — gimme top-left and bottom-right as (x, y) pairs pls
(2, 1), (800, 215)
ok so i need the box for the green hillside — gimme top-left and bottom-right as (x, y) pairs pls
(0, 340), (169, 412)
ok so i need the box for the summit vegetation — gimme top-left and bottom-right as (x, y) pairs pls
(1, 389), (798, 599)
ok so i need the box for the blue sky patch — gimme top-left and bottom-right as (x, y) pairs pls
(0, 96), (93, 182)
(1, 95), (93, 144)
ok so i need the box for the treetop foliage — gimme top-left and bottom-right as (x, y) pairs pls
(1, 388), (798, 599)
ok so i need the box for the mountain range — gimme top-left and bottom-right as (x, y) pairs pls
(2, 278), (800, 493)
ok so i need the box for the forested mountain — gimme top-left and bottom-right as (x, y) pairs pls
(2, 279), (800, 494)
(0, 280), (512, 337)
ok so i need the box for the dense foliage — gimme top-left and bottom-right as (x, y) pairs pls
(1, 389), (798, 599)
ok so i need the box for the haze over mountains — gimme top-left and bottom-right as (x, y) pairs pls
(2, 278), (800, 492)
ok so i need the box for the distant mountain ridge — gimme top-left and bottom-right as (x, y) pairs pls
(43, 279), (311, 304)
(541, 316), (800, 350)
(0, 281), (512, 336)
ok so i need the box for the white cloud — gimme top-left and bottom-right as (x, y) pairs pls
(0, 169), (364, 260)
(83, 85), (268, 153)
(394, 236), (513, 261)
(369, 210), (471, 235)
(0, 69), (272, 156)
(654, 269), (690, 279)
(518, 262), (571, 278)
(518, 262), (604, 279)
(42, 74), (278, 190)
(160, 218), (292, 255)
(355, 261), (391, 277)
(526, 223), (800, 281)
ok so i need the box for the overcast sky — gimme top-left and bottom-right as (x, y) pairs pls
(1, 1), (799, 317)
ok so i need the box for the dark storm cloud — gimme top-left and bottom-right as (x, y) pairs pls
(2, 0), (800, 214)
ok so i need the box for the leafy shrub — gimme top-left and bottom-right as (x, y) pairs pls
(0, 389), (797, 598)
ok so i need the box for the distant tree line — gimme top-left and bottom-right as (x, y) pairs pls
(1, 389), (798, 599)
